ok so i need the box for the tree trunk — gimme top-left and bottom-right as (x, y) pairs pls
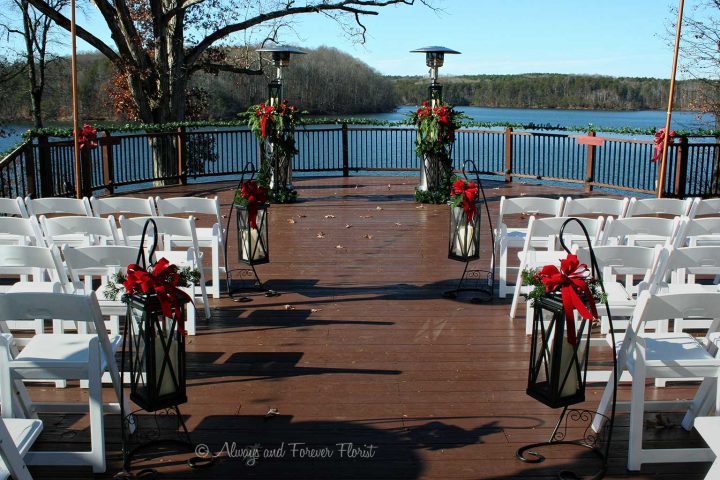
(20, 0), (43, 128)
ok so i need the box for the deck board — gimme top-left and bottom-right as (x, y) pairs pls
(27, 176), (710, 479)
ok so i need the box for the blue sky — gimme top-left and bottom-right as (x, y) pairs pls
(66, 0), (691, 78)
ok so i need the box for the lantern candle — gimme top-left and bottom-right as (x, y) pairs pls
(454, 223), (476, 257)
(241, 227), (265, 262)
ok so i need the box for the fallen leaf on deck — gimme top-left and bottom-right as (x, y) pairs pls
(310, 308), (322, 313)
(324, 214), (336, 219)
(316, 232), (325, 238)
(364, 234), (373, 239)
(287, 218), (296, 224)
(395, 222), (402, 226)
(387, 184), (391, 190)
(345, 224), (352, 228)
(376, 206), (383, 211)
(284, 305), (294, 310)
(360, 215), (372, 219)
(265, 408), (279, 419)
(297, 214), (307, 218)
(336, 245), (344, 249)
(415, 205), (424, 209)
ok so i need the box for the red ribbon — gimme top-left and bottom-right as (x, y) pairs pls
(123, 258), (192, 335)
(239, 180), (268, 229)
(537, 254), (598, 346)
(76, 123), (98, 150)
(451, 179), (479, 222)
(258, 104), (275, 140)
(652, 127), (676, 162)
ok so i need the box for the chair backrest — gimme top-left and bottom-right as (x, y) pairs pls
(562, 197), (629, 218)
(40, 215), (121, 247)
(524, 216), (603, 249)
(677, 217), (720, 247)
(155, 196), (221, 224)
(0, 216), (44, 246)
(664, 246), (720, 281)
(600, 216), (680, 247)
(691, 197), (720, 218)
(63, 245), (138, 277)
(497, 196), (563, 227)
(626, 197), (692, 218)
(119, 215), (199, 248)
(577, 245), (657, 277)
(0, 415), (42, 480)
(25, 196), (92, 217)
(0, 197), (28, 218)
(0, 244), (71, 289)
(90, 196), (157, 217)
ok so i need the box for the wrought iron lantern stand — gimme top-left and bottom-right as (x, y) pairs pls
(223, 162), (278, 302)
(515, 218), (618, 480)
(411, 46), (460, 193)
(443, 160), (495, 303)
(118, 219), (193, 479)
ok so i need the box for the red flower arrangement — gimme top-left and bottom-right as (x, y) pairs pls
(247, 100), (301, 143)
(76, 123), (98, 150)
(235, 180), (268, 229)
(652, 127), (676, 162)
(450, 178), (479, 222)
(411, 101), (464, 158)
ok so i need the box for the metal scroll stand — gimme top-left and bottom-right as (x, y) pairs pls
(116, 219), (193, 480)
(442, 159), (496, 303)
(222, 161), (279, 302)
(515, 218), (618, 480)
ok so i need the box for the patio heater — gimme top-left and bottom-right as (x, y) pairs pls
(516, 218), (618, 480)
(411, 46), (460, 192)
(256, 45), (305, 193)
(443, 160), (495, 302)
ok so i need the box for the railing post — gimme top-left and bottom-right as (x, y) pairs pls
(81, 148), (93, 198)
(342, 123), (349, 177)
(504, 127), (513, 183)
(101, 130), (115, 195)
(585, 131), (596, 193)
(177, 126), (187, 185)
(673, 135), (688, 198)
(37, 135), (53, 197)
(24, 141), (36, 198)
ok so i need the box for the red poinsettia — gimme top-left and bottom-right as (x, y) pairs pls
(651, 127), (676, 162)
(237, 180), (269, 229)
(76, 123), (98, 150)
(450, 178), (479, 222)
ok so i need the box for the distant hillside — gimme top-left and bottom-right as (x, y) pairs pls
(391, 73), (705, 111)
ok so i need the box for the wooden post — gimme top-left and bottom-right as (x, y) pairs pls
(24, 142), (36, 199)
(585, 131), (596, 193)
(37, 135), (53, 197)
(504, 127), (513, 183)
(81, 148), (92, 197)
(341, 123), (349, 177)
(673, 136), (688, 198)
(101, 130), (115, 195)
(177, 127), (187, 185)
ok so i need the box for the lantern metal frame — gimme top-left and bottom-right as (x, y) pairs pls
(443, 160), (495, 303)
(515, 218), (619, 480)
(222, 161), (279, 302)
(118, 218), (193, 477)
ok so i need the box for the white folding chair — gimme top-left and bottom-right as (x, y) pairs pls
(89, 196), (156, 244)
(562, 196), (630, 218)
(155, 196), (225, 298)
(495, 196), (564, 298)
(0, 217), (45, 246)
(0, 413), (43, 480)
(690, 197), (720, 218)
(509, 215), (603, 323)
(626, 197), (693, 218)
(600, 216), (681, 248)
(0, 197), (29, 218)
(24, 197), (92, 218)
(0, 292), (127, 473)
(119, 216), (210, 320)
(39, 215), (121, 248)
(591, 291), (720, 471)
(675, 217), (720, 247)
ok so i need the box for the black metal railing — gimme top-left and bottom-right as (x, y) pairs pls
(2, 125), (717, 199)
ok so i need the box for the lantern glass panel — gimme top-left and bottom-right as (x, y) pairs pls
(448, 205), (480, 262)
(127, 293), (187, 412)
(237, 204), (269, 265)
(527, 295), (588, 409)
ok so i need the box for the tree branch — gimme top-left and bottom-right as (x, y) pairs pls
(186, 0), (416, 68)
(188, 62), (264, 75)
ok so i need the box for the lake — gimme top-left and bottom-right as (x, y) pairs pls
(1, 106), (715, 155)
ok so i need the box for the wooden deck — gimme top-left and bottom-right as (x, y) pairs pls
(28, 176), (710, 479)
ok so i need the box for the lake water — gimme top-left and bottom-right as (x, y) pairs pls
(2, 106), (715, 154)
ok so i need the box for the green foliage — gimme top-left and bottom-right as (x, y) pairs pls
(520, 268), (608, 308)
(102, 266), (201, 302)
(415, 188), (450, 205)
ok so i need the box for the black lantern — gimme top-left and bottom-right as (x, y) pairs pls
(126, 292), (188, 412)
(448, 204), (480, 262)
(527, 295), (591, 409)
(237, 203), (269, 265)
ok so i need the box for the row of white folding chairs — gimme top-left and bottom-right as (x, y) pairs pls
(0, 195), (225, 299)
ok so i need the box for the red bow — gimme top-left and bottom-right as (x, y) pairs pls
(652, 127), (676, 162)
(76, 124), (98, 150)
(123, 258), (192, 335)
(537, 254), (598, 346)
(239, 180), (268, 229)
(451, 179), (479, 222)
(259, 104), (275, 139)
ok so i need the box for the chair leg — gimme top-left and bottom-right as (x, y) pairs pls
(509, 265), (524, 319)
(499, 239), (508, 298)
(87, 343), (106, 473)
(211, 238), (220, 299)
(627, 363), (646, 471)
